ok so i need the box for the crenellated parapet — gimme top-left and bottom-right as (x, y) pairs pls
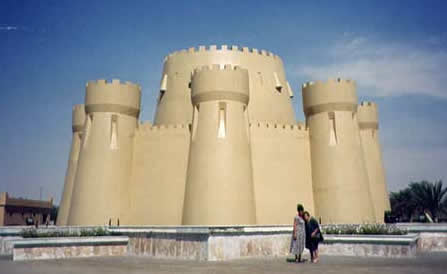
(85, 79), (141, 117)
(249, 122), (308, 138)
(302, 78), (357, 117)
(162, 45), (285, 81)
(191, 64), (249, 105)
(72, 104), (85, 133)
(358, 101), (379, 130)
(249, 122), (307, 129)
(135, 122), (190, 137)
(164, 45), (281, 62)
(155, 44), (296, 126)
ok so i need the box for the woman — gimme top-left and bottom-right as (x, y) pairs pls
(290, 204), (306, 262)
(304, 211), (323, 263)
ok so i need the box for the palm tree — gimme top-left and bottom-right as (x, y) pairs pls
(409, 180), (447, 222)
(443, 197), (447, 216)
(390, 188), (418, 221)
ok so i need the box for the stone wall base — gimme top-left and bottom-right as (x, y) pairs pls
(13, 245), (127, 261)
(127, 230), (419, 261)
(1, 225), (446, 261)
(320, 243), (416, 257)
(417, 233), (447, 252)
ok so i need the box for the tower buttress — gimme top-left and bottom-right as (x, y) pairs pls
(182, 65), (256, 225)
(302, 78), (375, 224)
(68, 79), (141, 226)
(57, 104), (85, 226)
(358, 101), (390, 222)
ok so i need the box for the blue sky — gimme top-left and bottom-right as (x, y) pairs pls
(1, 0), (446, 203)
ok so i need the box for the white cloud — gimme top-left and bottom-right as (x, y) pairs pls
(295, 36), (447, 97)
(0, 25), (36, 33)
(0, 25), (18, 31)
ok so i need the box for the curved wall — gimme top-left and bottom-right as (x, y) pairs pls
(154, 45), (296, 126)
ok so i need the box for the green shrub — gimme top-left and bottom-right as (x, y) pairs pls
(20, 227), (110, 238)
(321, 224), (407, 235)
(80, 227), (109, 237)
(321, 224), (359, 235)
(358, 224), (388, 234)
(21, 228), (38, 238)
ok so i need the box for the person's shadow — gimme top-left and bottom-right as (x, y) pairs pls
(286, 257), (308, 263)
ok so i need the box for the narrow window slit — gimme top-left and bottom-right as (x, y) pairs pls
(329, 112), (337, 146)
(218, 103), (226, 139)
(110, 115), (118, 149)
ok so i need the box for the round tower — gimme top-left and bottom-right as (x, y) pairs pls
(182, 64), (256, 225)
(57, 104), (85, 226)
(358, 101), (391, 222)
(154, 45), (296, 126)
(68, 79), (141, 225)
(302, 78), (375, 224)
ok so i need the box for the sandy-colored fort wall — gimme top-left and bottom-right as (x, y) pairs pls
(128, 123), (190, 225)
(57, 104), (85, 225)
(61, 45), (390, 226)
(68, 80), (141, 226)
(250, 122), (314, 224)
(358, 101), (391, 222)
(154, 45), (296, 126)
(182, 65), (256, 225)
(302, 79), (376, 224)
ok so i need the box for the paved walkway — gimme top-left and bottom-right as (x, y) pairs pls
(1, 253), (447, 274)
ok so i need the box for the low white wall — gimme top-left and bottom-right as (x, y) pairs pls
(11, 236), (129, 261)
(1, 224), (446, 261)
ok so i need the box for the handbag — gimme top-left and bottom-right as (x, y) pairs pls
(312, 229), (324, 242)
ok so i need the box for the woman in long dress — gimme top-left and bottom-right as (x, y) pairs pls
(290, 204), (306, 262)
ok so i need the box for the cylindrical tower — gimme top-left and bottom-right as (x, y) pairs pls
(302, 78), (375, 224)
(154, 45), (296, 126)
(358, 101), (390, 222)
(57, 104), (85, 226)
(68, 79), (141, 225)
(182, 64), (256, 225)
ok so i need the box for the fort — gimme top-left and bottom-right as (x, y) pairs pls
(57, 45), (390, 226)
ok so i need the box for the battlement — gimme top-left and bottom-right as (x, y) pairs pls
(302, 78), (355, 89)
(72, 104), (85, 132)
(192, 64), (244, 74)
(85, 79), (141, 117)
(249, 122), (309, 139)
(156, 44), (296, 125)
(135, 122), (190, 137)
(191, 64), (249, 105)
(250, 122), (307, 130)
(359, 101), (377, 107)
(164, 45), (280, 62)
(358, 101), (379, 129)
(302, 78), (358, 116)
(86, 79), (141, 90)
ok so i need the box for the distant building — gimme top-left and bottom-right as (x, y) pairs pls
(0, 192), (53, 226)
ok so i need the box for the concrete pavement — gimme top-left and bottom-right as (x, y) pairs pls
(1, 253), (446, 274)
